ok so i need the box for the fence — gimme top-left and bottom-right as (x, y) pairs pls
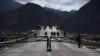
(63, 34), (100, 49)
(0, 37), (26, 49)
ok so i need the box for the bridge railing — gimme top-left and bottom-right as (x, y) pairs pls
(0, 37), (26, 49)
(63, 34), (100, 49)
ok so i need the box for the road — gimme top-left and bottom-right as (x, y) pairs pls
(0, 26), (99, 56)
(0, 42), (99, 56)
(37, 26), (64, 37)
(36, 26), (64, 41)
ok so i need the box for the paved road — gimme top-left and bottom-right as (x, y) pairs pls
(0, 42), (99, 56)
(36, 26), (64, 41)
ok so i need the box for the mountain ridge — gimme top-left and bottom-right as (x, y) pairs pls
(0, 3), (70, 33)
(0, 0), (22, 11)
(61, 0), (100, 34)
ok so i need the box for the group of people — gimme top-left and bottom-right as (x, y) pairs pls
(45, 32), (60, 37)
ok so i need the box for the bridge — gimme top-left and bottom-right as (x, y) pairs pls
(0, 26), (100, 56)
(36, 26), (64, 41)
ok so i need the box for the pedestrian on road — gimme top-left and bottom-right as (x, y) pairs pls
(57, 32), (59, 37)
(63, 32), (66, 36)
(45, 32), (47, 36)
(47, 37), (52, 51)
(34, 33), (37, 38)
(53, 32), (56, 37)
(76, 34), (81, 48)
(45, 32), (51, 51)
(51, 32), (53, 37)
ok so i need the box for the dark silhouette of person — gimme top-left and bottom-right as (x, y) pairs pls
(45, 32), (47, 36)
(76, 34), (81, 48)
(51, 32), (53, 37)
(53, 32), (56, 37)
(34, 33), (37, 38)
(63, 32), (66, 36)
(45, 32), (51, 51)
(47, 37), (52, 51)
(57, 32), (59, 37)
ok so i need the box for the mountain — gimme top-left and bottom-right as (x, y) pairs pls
(0, 0), (22, 11)
(62, 0), (100, 34)
(0, 3), (70, 33)
(69, 10), (77, 14)
(0, 3), (45, 32)
(43, 7), (61, 12)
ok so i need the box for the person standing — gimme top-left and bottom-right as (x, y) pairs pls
(51, 32), (53, 37)
(57, 32), (59, 37)
(53, 32), (56, 37)
(45, 32), (52, 51)
(47, 37), (52, 51)
(45, 32), (47, 36)
(76, 34), (81, 48)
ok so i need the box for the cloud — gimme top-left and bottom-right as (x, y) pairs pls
(15, 0), (90, 11)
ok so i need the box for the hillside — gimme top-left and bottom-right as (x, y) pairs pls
(62, 0), (100, 34)
(0, 0), (22, 11)
(0, 3), (70, 33)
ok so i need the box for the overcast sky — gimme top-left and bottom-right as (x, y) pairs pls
(15, 0), (90, 11)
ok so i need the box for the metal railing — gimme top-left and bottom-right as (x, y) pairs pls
(0, 37), (26, 49)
